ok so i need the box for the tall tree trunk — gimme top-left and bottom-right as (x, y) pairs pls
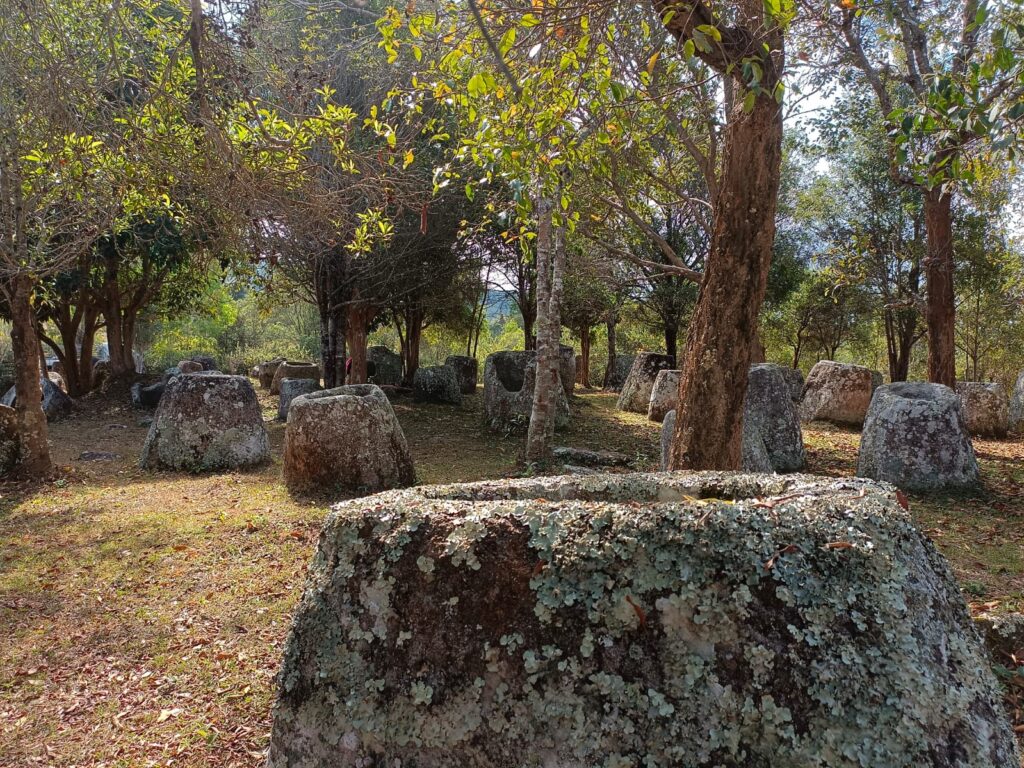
(525, 197), (564, 462)
(669, 94), (783, 471)
(6, 276), (52, 476)
(345, 303), (376, 384)
(923, 188), (956, 387)
(664, 323), (678, 366)
(578, 325), (591, 388)
(603, 314), (617, 389)
(319, 304), (347, 389)
(404, 312), (423, 387)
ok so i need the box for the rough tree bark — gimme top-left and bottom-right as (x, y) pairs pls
(395, 304), (425, 387)
(663, 323), (678, 366)
(345, 302), (377, 384)
(602, 314), (618, 388)
(525, 196), (564, 462)
(5, 275), (53, 476)
(659, 0), (785, 471)
(577, 325), (592, 388)
(923, 188), (956, 387)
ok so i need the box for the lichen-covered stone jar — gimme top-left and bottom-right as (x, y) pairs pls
(267, 472), (1016, 767)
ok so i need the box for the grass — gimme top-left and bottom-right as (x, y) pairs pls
(2, 384), (1023, 766)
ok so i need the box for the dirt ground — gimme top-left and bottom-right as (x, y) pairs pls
(2, 383), (1023, 767)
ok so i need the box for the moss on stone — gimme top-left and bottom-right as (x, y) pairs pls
(267, 472), (1017, 767)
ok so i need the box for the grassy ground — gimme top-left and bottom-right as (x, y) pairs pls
(2, 385), (1023, 767)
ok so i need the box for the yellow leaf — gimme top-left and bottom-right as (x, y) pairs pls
(403, 149), (414, 169)
(646, 51), (660, 75)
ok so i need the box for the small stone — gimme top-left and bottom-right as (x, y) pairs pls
(78, 451), (121, 462)
(177, 360), (203, 375)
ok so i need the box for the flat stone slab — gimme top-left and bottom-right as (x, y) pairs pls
(267, 472), (1017, 768)
(552, 446), (631, 467)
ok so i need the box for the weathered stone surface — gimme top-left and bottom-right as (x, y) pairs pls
(551, 446), (631, 467)
(799, 361), (873, 426)
(251, 365), (260, 379)
(131, 381), (165, 409)
(177, 360), (203, 375)
(267, 472), (1017, 768)
(603, 354), (634, 392)
(482, 351), (569, 431)
(870, 370), (884, 392)
(857, 382), (979, 491)
(1011, 371), (1024, 432)
(975, 612), (1024, 671)
(258, 358), (286, 389)
(765, 363), (804, 403)
(0, 404), (19, 474)
(647, 369), (680, 423)
(661, 409), (772, 473)
(558, 344), (576, 396)
(1, 377), (73, 421)
(956, 382), (1009, 438)
(191, 354), (217, 371)
(445, 355), (478, 394)
(368, 346), (403, 387)
(278, 379), (322, 421)
(271, 361), (320, 396)
(283, 384), (414, 495)
(746, 364), (806, 472)
(413, 365), (462, 405)
(140, 374), (269, 472)
(47, 371), (67, 393)
(616, 352), (675, 413)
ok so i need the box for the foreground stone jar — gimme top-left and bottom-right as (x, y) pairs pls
(283, 384), (414, 495)
(858, 382), (979, 491)
(266, 472), (1016, 768)
(140, 374), (269, 471)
